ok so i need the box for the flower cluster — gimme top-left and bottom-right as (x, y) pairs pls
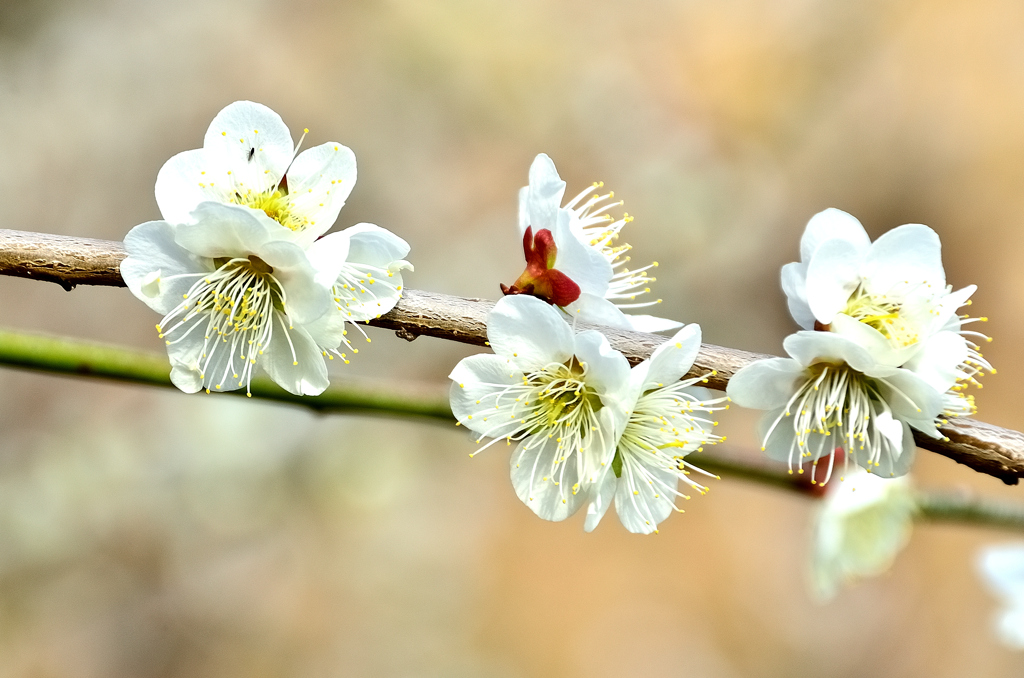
(728, 209), (992, 482)
(449, 294), (725, 533)
(121, 101), (411, 396)
(121, 109), (994, 542)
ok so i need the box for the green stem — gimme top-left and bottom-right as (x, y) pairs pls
(693, 450), (824, 497)
(2, 327), (1024, 531)
(917, 492), (1024, 531)
(0, 328), (453, 421)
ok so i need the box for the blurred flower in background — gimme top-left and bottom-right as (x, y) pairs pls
(810, 467), (917, 601)
(978, 543), (1024, 649)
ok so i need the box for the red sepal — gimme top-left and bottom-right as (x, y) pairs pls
(500, 226), (582, 306)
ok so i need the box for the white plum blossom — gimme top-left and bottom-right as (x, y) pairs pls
(141, 100), (414, 374)
(978, 543), (1024, 649)
(727, 331), (944, 482)
(304, 224), (413, 363)
(782, 208), (992, 420)
(811, 468), (917, 601)
(155, 100), (356, 248)
(121, 202), (347, 396)
(584, 324), (726, 535)
(503, 153), (682, 333)
(449, 294), (631, 521)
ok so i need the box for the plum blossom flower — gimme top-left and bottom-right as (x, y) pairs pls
(782, 208), (993, 419)
(811, 468), (916, 601)
(584, 324), (726, 534)
(503, 154), (681, 333)
(449, 294), (631, 521)
(155, 100), (356, 248)
(727, 331), (943, 482)
(121, 202), (347, 396)
(978, 543), (1024, 649)
(146, 100), (414, 371)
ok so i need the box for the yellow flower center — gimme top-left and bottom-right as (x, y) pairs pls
(232, 187), (309, 232)
(528, 357), (602, 431)
(842, 285), (920, 348)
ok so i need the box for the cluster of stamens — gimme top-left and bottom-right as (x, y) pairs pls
(613, 375), (727, 530)
(231, 187), (309, 232)
(457, 357), (606, 506)
(155, 256), (297, 395)
(841, 282), (923, 348)
(762, 364), (924, 484)
(942, 309), (995, 419)
(320, 262), (406, 363)
(563, 182), (662, 309)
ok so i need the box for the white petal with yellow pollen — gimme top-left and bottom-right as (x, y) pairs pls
(156, 102), (293, 224)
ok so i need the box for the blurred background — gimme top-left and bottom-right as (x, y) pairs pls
(0, 0), (1022, 675)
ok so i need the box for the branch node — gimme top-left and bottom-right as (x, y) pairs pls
(395, 327), (419, 342)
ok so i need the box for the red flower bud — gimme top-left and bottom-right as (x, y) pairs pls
(500, 226), (582, 306)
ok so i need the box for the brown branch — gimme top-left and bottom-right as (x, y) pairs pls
(1, 228), (1022, 484)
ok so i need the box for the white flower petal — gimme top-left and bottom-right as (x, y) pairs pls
(561, 293), (633, 329)
(933, 284), (976, 330)
(448, 354), (521, 439)
(875, 368), (944, 423)
(517, 185), (531, 236)
(301, 306), (348, 351)
(140, 270), (162, 298)
(799, 208), (871, 262)
(552, 209), (613, 296)
(202, 100), (294, 190)
(902, 330), (968, 393)
(260, 324), (330, 396)
(305, 231), (352, 290)
(169, 358), (204, 394)
(852, 417), (917, 477)
(862, 224), (945, 294)
(783, 331), (883, 376)
(643, 324), (702, 389)
(829, 314), (918, 370)
(614, 455), (677, 534)
(345, 223), (412, 268)
(487, 295), (574, 370)
(624, 314), (685, 333)
(583, 465), (617, 533)
(520, 153), (567, 235)
(805, 238), (863, 323)
(573, 330), (632, 405)
(252, 239), (331, 325)
(510, 437), (586, 522)
(121, 220), (208, 314)
(337, 271), (405, 322)
(155, 149), (232, 224)
(874, 411), (905, 448)
(164, 314), (240, 394)
(727, 358), (806, 410)
(781, 261), (815, 330)
(175, 202), (280, 257)
(283, 141), (358, 243)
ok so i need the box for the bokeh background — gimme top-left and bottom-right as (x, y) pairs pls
(0, 0), (1023, 675)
